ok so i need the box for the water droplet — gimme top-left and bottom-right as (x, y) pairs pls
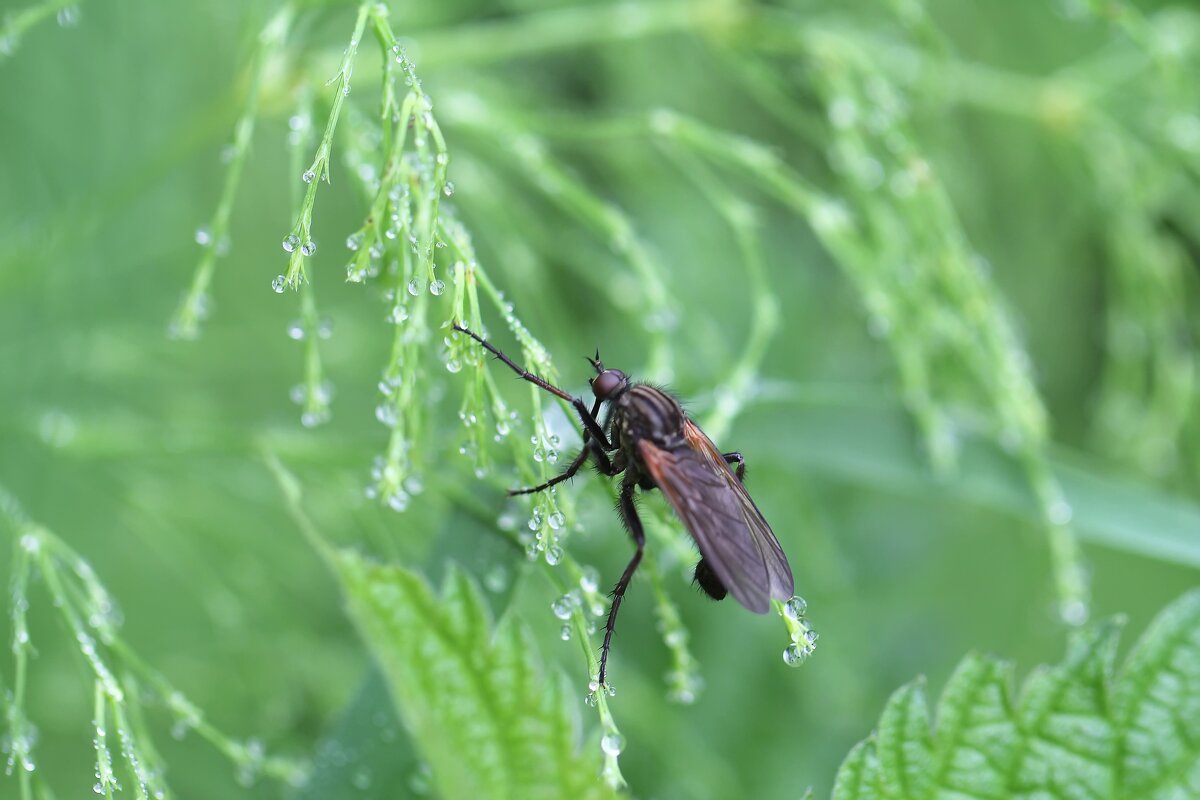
(828, 97), (858, 130)
(386, 491), (410, 512)
(445, 358), (462, 374)
(782, 643), (808, 667)
(551, 595), (574, 620)
(301, 240), (317, 256)
(57, 5), (80, 27)
(302, 169), (316, 183)
(783, 596), (807, 621)
(547, 512), (565, 530)
(484, 565), (508, 592)
(286, 320), (305, 340)
(853, 157), (885, 190)
(403, 474), (425, 495)
(1166, 113), (1200, 153)
(301, 409), (329, 428)
(346, 232), (364, 251)
(38, 410), (76, 448)
(804, 629), (819, 645)
(533, 447), (546, 463)
(545, 449), (559, 464)
(375, 404), (398, 427)
(407, 278), (422, 296)
(281, 234), (300, 253)
(443, 181), (455, 197)
(561, 624), (572, 640)
(811, 199), (850, 234)
(545, 545), (564, 566)
(271, 275), (287, 293)
(195, 226), (212, 246)
(580, 566), (599, 593)
(600, 733), (625, 756)
(408, 762), (432, 796)
(1060, 598), (1088, 626)
(429, 279), (446, 296)
(1048, 498), (1073, 525)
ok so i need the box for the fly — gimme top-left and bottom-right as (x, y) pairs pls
(452, 322), (794, 685)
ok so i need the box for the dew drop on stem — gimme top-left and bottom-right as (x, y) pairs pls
(782, 643), (807, 667)
(783, 596), (807, 621)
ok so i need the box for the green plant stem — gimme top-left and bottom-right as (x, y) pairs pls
(659, 145), (779, 441)
(541, 559), (627, 790)
(171, 5), (294, 339)
(93, 681), (116, 799)
(7, 535), (33, 799)
(413, 0), (738, 69)
(281, 1), (372, 289)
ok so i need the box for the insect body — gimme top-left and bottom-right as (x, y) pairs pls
(453, 323), (794, 684)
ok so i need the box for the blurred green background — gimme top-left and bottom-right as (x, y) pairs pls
(1, 0), (1198, 798)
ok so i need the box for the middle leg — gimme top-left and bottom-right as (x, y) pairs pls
(723, 451), (746, 482)
(598, 478), (645, 685)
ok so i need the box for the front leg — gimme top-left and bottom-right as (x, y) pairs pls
(453, 323), (614, 450)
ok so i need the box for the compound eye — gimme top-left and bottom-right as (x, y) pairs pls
(591, 370), (625, 400)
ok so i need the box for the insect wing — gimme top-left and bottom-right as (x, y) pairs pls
(638, 421), (793, 613)
(681, 420), (794, 605)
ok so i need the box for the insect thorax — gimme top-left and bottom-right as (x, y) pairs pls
(615, 384), (685, 447)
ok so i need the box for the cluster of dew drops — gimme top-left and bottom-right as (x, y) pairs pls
(550, 565), (605, 642)
(781, 596), (818, 667)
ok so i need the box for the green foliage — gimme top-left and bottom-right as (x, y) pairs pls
(833, 590), (1200, 800)
(2, 0), (1200, 798)
(337, 551), (616, 800)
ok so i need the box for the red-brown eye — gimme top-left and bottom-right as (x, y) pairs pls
(591, 369), (626, 400)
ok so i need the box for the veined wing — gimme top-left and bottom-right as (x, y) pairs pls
(638, 421), (793, 613)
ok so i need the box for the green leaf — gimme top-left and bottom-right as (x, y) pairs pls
(1114, 590), (1200, 798)
(335, 550), (616, 800)
(832, 590), (1200, 800)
